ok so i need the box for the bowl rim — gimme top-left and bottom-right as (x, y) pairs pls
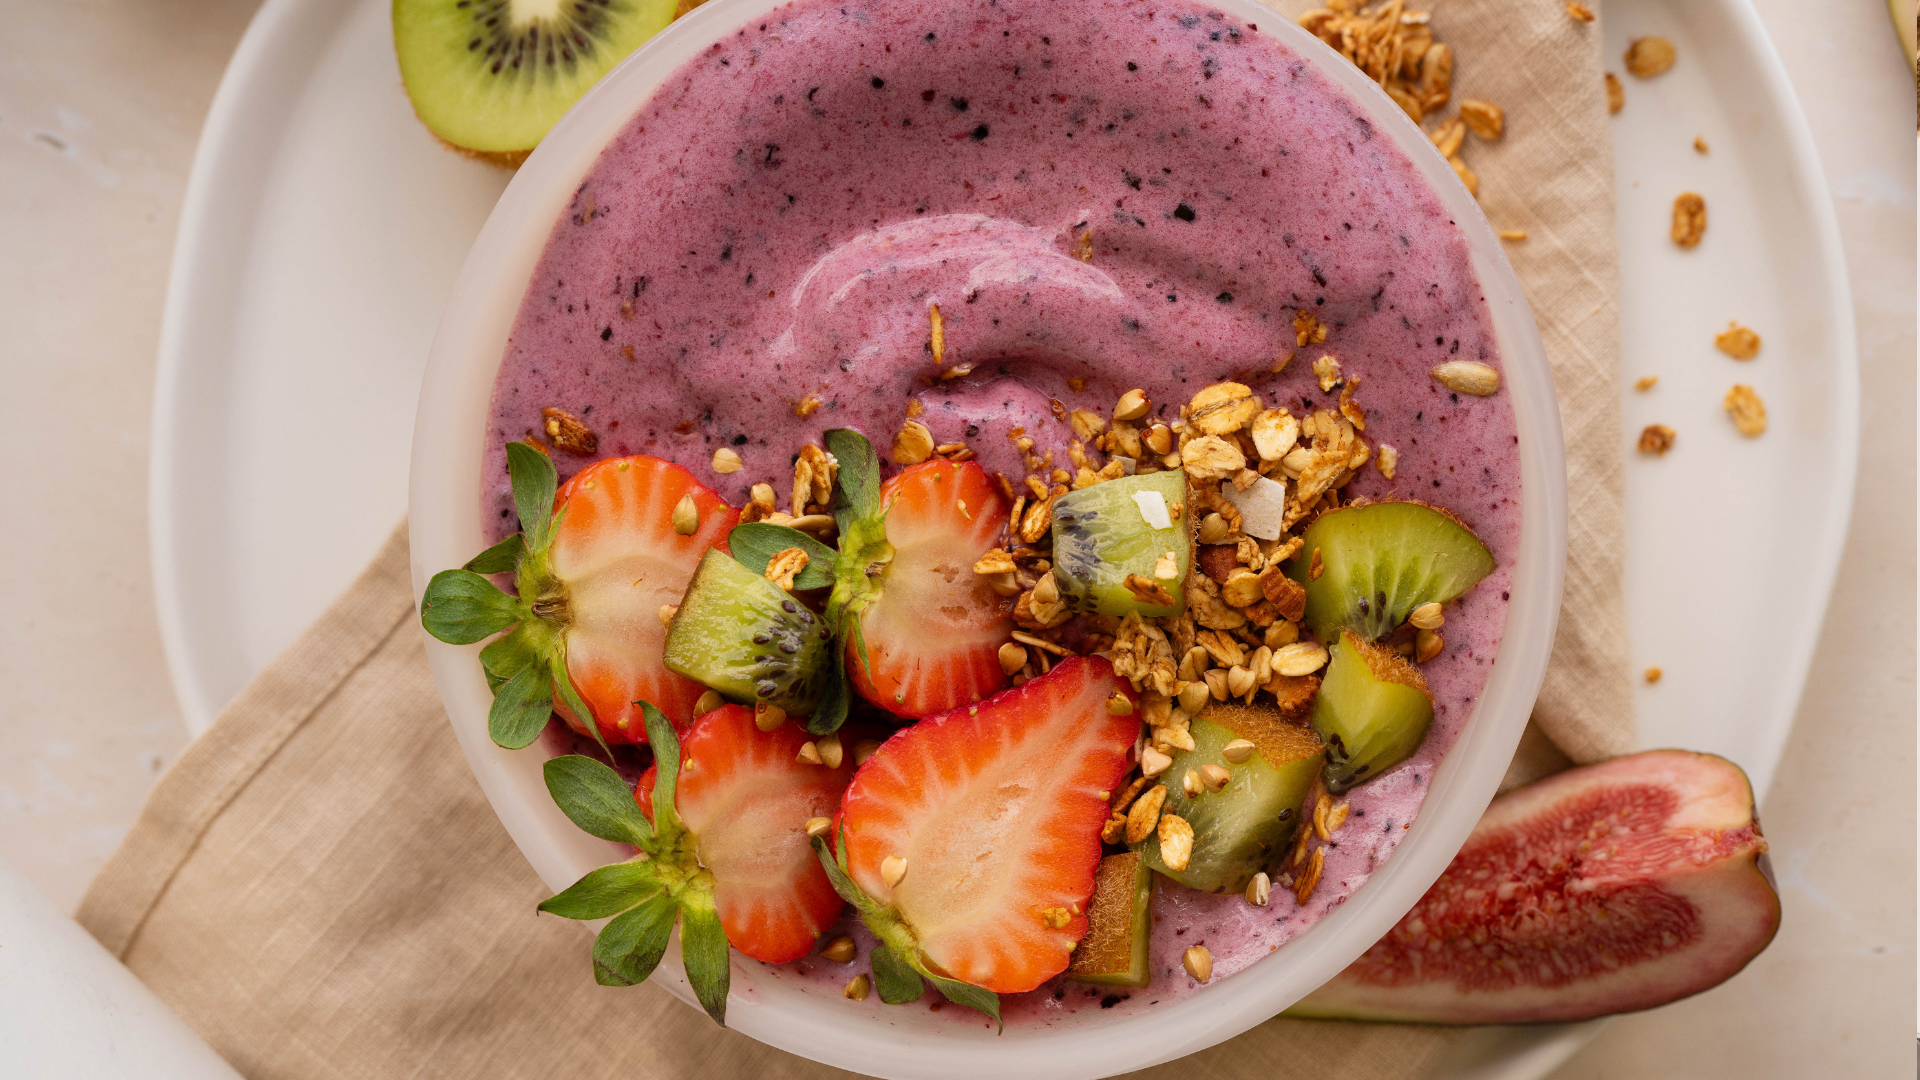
(407, 1), (1567, 1076)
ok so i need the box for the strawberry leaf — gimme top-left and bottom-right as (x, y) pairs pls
(870, 941), (926, 1005)
(551, 651), (613, 760)
(420, 569), (524, 644)
(810, 835), (868, 910)
(463, 533), (527, 575)
(804, 647), (851, 736)
(543, 755), (656, 850)
(507, 441), (559, 549)
(592, 891), (679, 987)
(923, 970), (1002, 1028)
(825, 428), (881, 532)
(478, 633), (536, 693)
(538, 860), (662, 920)
(489, 665), (555, 749)
(677, 888), (732, 1025)
(727, 523), (837, 590)
(641, 703), (684, 838)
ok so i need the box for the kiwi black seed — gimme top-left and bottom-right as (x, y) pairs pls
(394, 0), (678, 163)
(664, 549), (831, 715)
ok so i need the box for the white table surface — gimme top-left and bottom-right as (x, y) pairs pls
(0, 1), (1909, 1076)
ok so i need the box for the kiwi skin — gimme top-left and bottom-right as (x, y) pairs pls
(1066, 853), (1155, 988)
(1312, 631), (1434, 794)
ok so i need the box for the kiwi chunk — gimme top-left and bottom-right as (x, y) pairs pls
(663, 550), (833, 715)
(394, 0), (678, 161)
(1133, 708), (1323, 894)
(1285, 501), (1494, 642)
(1312, 631), (1433, 793)
(1051, 471), (1190, 617)
(1066, 853), (1155, 987)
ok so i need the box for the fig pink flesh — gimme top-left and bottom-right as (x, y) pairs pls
(1289, 751), (1781, 1024)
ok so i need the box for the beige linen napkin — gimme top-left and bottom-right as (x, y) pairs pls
(81, 3), (1629, 1076)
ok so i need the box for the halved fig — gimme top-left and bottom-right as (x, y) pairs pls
(1287, 750), (1780, 1024)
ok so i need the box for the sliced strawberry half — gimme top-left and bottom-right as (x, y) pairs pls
(548, 455), (737, 743)
(835, 656), (1137, 994)
(419, 446), (737, 750)
(846, 459), (1013, 717)
(637, 704), (852, 962)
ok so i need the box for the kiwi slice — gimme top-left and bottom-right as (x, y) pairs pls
(1066, 852), (1155, 987)
(663, 550), (833, 715)
(1133, 707), (1323, 894)
(1051, 471), (1190, 618)
(1312, 631), (1433, 793)
(1285, 501), (1494, 642)
(393, 0), (678, 163)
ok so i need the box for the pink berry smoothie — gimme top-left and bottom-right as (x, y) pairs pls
(494, 0), (1521, 1022)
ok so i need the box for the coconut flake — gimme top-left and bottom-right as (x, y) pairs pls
(1221, 476), (1288, 539)
(1132, 490), (1172, 531)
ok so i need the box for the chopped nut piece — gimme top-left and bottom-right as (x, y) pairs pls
(1565, 1), (1595, 21)
(998, 641), (1029, 676)
(1415, 628), (1445, 662)
(796, 741), (824, 765)
(1125, 784), (1168, 844)
(659, 604), (678, 627)
(1431, 360), (1501, 396)
(1637, 424), (1677, 456)
(1313, 792), (1332, 841)
(765, 547), (810, 590)
(1294, 309), (1328, 347)
(880, 855), (909, 889)
(1153, 551), (1180, 581)
(1671, 192), (1707, 248)
(1124, 574), (1176, 607)
(1110, 776), (1150, 815)
(1183, 944), (1213, 983)
(844, 974), (871, 1001)
(1181, 435), (1247, 481)
(711, 447), (743, 474)
(1100, 814), (1128, 845)
(1694, 135), (1710, 154)
(1182, 768), (1205, 798)
(1294, 847), (1326, 903)
(1114, 388), (1151, 422)
(805, 817), (833, 839)
(1140, 745), (1173, 778)
(1222, 569), (1264, 608)
(1312, 354), (1342, 392)
(1326, 802), (1351, 833)
(1273, 641), (1330, 678)
(755, 703), (787, 732)
(1246, 872), (1272, 907)
(794, 394), (822, 418)
(1257, 567), (1307, 623)
(1265, 673), (1321, 721)
(672, 493), (700, 536)
(540, 407), (599, 455)
(819, 935), (856, 962)
(1625, 36), (1676, 78)
(1605, 71), (1625, 113)
(1715, 322), (1761, 359)
(1635, 375), (1659, 392)
(1497, 230), (1528, 242)
(1106, 691), (1135, 716)
(974, 548), (1016, 575)
(1377, 443), (1400, 480)
(1068, 409), (1107, 443)
(1264, 620), (1300, 649)
(793, 443), (837, 514)
(1158, 814), (1195, 872)
(1459, 99), (1504, 140)
(893, 419), (935, 465)
(1189, 382), (1260, 435)
(1408, 601), (1445, 630)
(1200, 764), (1231, 792)
(1645, 666), (1663, 684)
(695, 689), (723, 715)
(1308, 546), (1324, 581)
(1724, 384), (1767, 436)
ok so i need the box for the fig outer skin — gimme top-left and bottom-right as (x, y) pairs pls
(1287, 750), (1780, 1024)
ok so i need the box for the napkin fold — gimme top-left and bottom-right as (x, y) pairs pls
(82, 2), (1629, 1076)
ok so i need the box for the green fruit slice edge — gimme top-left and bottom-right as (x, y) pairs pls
(1051, 470), (1190, 618)
(1065, 852), (1154, 987)
(1133, 709), (1323, 894)
(1311, 631), (1433, 793)
(664, 550), (833, 715)
(1285, 501), (1494, 643)
(394, 0), (679, 156)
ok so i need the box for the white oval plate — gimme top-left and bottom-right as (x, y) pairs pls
(148, 0), (1856, 1075)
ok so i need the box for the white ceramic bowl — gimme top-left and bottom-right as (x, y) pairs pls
(408, 1), (1567, 1075)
